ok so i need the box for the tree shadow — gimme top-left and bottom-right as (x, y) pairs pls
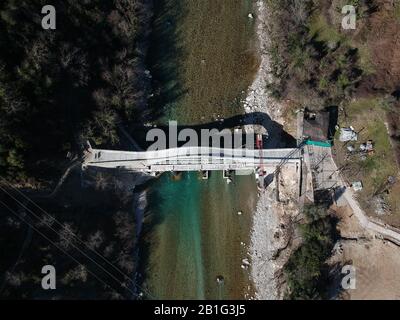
(130, 111), (297, 150)
(324, 260), (352, 300)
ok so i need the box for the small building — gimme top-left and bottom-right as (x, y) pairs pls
(297, 109), (333, 147)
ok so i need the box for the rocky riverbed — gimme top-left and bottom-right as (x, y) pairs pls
(245, 0), (298, 300)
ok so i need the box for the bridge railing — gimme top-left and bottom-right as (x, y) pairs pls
(86, 147), (302, 164)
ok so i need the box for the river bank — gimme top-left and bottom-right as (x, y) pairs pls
(243, 0), (284, 126)
(244, 1), (298, 300)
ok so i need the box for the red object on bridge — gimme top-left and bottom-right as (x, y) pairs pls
(256, 134), (264, 176)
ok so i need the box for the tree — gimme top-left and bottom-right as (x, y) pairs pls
(284, 204), (336, 299)
(87, 230), (104, 250)
(6, 149), (24, 169)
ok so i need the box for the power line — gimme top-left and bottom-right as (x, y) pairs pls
(0, 178), (134, 286)
(0, 178), (156, 299)
(0, 199), (124, 298)
(0, 183), (138, 298)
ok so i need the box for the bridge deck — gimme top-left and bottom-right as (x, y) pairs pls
(83, 147), (302, 172)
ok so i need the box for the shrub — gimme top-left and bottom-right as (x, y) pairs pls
(284, 204), (336, 299)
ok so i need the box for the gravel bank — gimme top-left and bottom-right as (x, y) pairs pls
(245, 0), (292, 300)
(243, 0), (283, 123)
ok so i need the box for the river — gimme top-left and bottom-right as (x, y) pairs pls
(139, 0), (259, 300)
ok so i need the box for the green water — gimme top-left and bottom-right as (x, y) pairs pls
(146, 173), (205, 299)
(144, 171), (256, 300)
(141, 0), (258, 300)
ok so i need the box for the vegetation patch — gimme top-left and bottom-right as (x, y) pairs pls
(284, 204), (337, 300)
(0, 0), (151, 184)
(266, 0), (364, 109)
(334, 97), (400, 224)
(308, 12), (343, 44)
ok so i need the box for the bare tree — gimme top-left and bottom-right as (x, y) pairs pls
(58, 222), (78, 250)
(86, 230), (104, 250)
(61, 265), (88, 284)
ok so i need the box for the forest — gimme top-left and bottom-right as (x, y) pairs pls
(0, 0), (152, 184)
(0, 0), (152, 299)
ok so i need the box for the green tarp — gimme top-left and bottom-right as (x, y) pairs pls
(305, 140), (332, 147)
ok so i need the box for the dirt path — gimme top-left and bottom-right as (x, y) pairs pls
(342, 188), (400, 245)
(324, 148), (400, 244)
